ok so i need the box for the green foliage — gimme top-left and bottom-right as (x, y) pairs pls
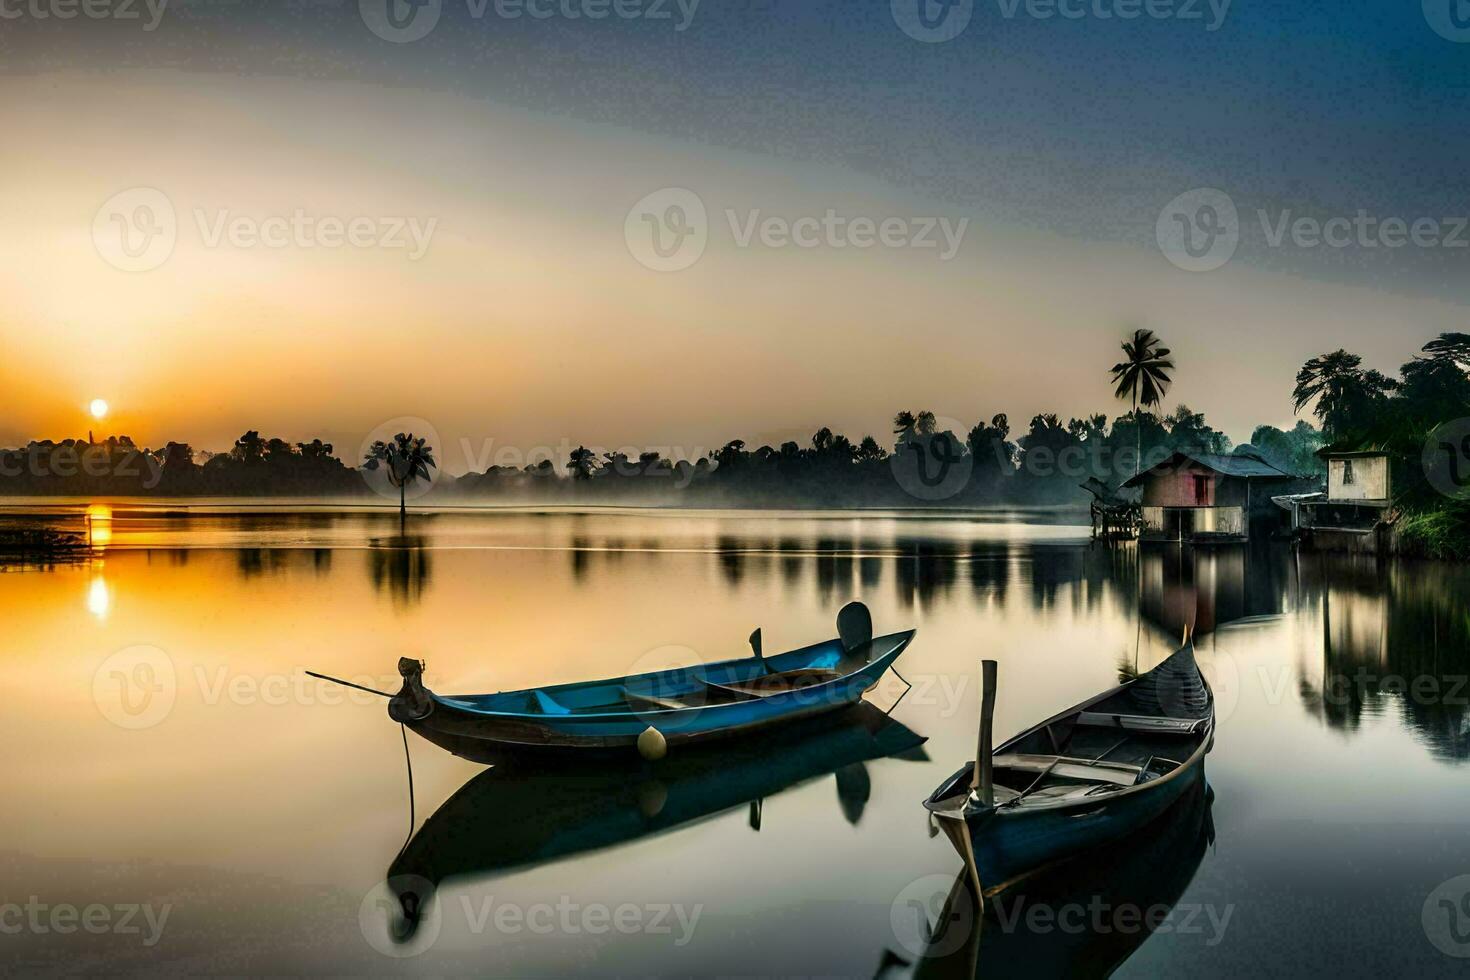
(1292, 349), (1398, 439)
(1397, 500), (1470, 561)
(1250, 421), (1324, 476)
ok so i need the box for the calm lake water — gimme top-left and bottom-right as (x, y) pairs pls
(2, 504), (1469, 977)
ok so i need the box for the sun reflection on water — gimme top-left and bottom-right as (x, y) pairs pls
(85, 504), (113, 549)
(86, 576), (111, 618)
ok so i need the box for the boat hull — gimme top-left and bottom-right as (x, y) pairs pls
(400, 629), (914, 764)
(936, 758), (1205, 890)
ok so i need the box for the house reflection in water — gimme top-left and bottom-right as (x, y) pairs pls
(1136, 543), (1291, 638)
(1296, 557), (1470, 763)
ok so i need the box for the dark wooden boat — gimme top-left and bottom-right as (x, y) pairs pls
(387, 704), (928, 900)
(923, 640), (1213, 892)
(880, 778), (1215, 980)
(383, 600), (915, 763)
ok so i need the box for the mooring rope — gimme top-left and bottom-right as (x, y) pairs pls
(397, 722), (415, 858)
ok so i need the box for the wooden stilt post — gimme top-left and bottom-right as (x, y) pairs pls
(972, 660), (998, 805)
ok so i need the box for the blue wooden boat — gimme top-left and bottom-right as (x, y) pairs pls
(923, 640), (1213, 893)
(386, 601), (915, 763)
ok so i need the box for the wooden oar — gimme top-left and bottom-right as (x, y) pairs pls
(305, 670), (395, 698)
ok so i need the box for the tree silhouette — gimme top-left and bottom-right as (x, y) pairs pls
(1110, 329), (1175, 475)
(363, 432), (437, 518)
(1292, 349), (1397, 439)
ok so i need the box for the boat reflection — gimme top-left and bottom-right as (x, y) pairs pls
(882, 778), (1214, 980)
(383, 704), (928, 934)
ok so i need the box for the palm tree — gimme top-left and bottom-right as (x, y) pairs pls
(1423, 332), (1470, 370)
(892, 411), (917, 448)
(1292, 349), (1397, 440)
(363, 432), (437, 518)
(892, 410), (938, 452)
(1110, 329), (1175, 475)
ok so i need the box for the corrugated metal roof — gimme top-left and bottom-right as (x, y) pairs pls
(1185, 452), (1294, 478)
(1123, 450), (1294, 486)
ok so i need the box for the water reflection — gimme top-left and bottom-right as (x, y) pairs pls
(4, 506), (1469, 976)
(883, 780), (1215, 980)
(86, 575), (111, 618)
(367, 534), (432, 606)
(1137, 543), (1291, 638)
(1297, 557), (1470, 762)
(384, 705), (928, 932)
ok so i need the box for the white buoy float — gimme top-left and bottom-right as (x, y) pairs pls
(637, 726), (668, 761)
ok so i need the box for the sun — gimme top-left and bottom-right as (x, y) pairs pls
(89, 399), (109, 420)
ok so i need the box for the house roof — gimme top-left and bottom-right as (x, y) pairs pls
(1122, 450), (1295, 487)
(1323, 443), (1387, 461)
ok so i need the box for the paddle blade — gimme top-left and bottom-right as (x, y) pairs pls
(837, 600), (873, 651)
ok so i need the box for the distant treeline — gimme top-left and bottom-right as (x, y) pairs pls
(0, 411), (1325, 508)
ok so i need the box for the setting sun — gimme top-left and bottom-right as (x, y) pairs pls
(89, 399), (109, 420)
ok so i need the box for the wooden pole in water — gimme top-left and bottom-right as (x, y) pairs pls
(972, 660), (998, 805)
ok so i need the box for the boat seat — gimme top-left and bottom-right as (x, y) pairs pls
(621, 687), (695, 712)
(1074, 711), (1206, 735)
(701, 668), (841, 699)
(993, 753), (1142, 787)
